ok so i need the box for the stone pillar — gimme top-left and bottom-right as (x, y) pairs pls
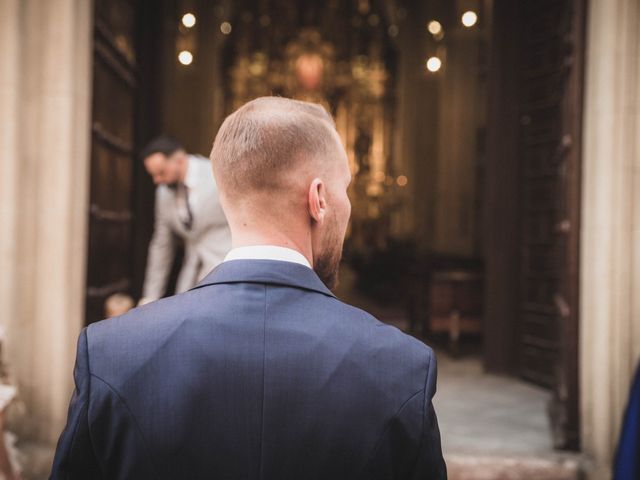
(580, 0), (640, 477)
(0, 0), (20, 359)
(0, 0), (93, 453)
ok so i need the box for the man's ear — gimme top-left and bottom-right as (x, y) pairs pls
(308, 178), (327, 224)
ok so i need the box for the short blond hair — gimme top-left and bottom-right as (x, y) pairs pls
(211, 97), (338, 199)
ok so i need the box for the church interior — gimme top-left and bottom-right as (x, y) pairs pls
(82, 0), (584, 476)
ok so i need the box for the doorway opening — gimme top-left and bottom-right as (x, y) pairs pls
(84, 0), (584, 467)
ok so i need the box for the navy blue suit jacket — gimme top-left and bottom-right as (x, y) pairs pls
(51, 260), (446, 479)
(614, 361), (640, 479)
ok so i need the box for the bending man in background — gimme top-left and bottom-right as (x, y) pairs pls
(139, 136), (231, 304)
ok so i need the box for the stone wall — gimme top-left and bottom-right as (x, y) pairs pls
(581, 0), (640, 477)
(0, 0), (93, 451)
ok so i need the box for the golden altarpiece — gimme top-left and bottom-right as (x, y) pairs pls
(221, 0), (401, 253)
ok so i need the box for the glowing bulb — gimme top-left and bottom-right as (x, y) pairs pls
(178, 50), (193, 65)
(181, 13), (196, 28)
(427, 20), (442, 35)
(461, 11), (478, 27)
(426, 56), (441, 72)
(220, 21), (232, 35)
(397, 175), (408, 187)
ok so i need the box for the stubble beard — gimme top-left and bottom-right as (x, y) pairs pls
(313, 218), (344, 291)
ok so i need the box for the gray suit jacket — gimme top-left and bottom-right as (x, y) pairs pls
(142, 155), (231, 300)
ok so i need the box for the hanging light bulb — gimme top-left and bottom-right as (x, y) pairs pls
(181, 13), (196, 28)
(220, 21), (232, 35)
(426, 56), (442, 72)
(178, 50), (193, 65)
(461, 11), (478, 27)
(427, 20), (442, 35)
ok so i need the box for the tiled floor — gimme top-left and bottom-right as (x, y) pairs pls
(435, 352), (553, 456)
(433, 354), (583, 479)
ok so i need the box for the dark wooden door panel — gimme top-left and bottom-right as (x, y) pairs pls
(85, 0), (138, 324)
(516, 0), (584, 450)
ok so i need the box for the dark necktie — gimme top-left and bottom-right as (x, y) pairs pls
(176, 184), (193, 230)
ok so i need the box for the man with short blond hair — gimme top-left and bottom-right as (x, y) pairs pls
(51, 96), (446, 479)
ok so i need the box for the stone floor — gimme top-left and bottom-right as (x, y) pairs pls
(435, 352), (553, 455)
(20, 442), (53, 480)
(435, 353), (582, 479)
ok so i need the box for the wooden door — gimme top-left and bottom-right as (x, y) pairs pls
(517, 0), (585, 450)
(85, 0), (138, 324)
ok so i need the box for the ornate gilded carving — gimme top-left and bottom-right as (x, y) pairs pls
(223, 1), (402, 250)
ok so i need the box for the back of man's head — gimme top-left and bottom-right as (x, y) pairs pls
(210, 96), (339, 201)
(210, 96), (352, 290)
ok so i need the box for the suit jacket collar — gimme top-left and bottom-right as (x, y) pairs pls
(183, 155), (199, 189)
(184, 155), (209, 190)
(191, 259), (336, 298)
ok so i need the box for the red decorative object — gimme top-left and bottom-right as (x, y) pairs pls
(295, 53), (324, 90)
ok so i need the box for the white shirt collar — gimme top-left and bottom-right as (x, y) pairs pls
(224, 245), (311, 268)
(184, 155), (200, 189)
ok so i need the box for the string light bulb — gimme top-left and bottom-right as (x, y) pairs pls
(427, 20), (442, 35)
(178, 50), (193, 65)
(461, 11), (478, 27)
(181, 13), (196, 28)
(426, 56), (442, 72)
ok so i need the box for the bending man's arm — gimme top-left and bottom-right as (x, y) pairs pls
(141, 188), (175, 303)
